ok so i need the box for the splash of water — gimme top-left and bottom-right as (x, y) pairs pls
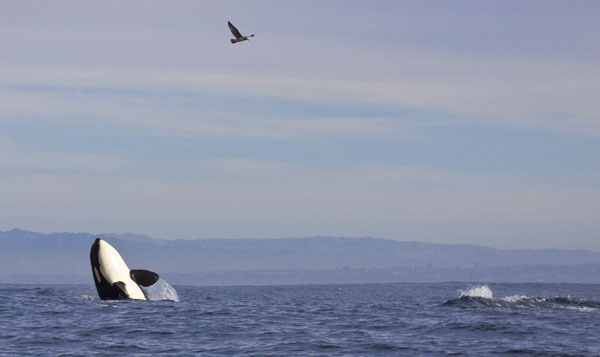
(458, 285), (493, 299)
(143, 279), (180, 302)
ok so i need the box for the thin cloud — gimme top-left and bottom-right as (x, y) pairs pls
(2, 60), (599, 138)
(0, 139), (128, 173)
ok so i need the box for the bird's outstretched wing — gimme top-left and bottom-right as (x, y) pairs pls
(228, 21), (242, 39)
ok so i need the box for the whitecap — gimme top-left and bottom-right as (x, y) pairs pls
(565, 306), (596, 312)
(501, 295), (529, 303)
(458, 285), (493, 299)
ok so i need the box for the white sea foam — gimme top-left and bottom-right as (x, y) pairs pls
(501, 295), (529, 303)
(458, 285), (493, 299)
(565, 306), (596, 312)
(143, 279), (180, 302)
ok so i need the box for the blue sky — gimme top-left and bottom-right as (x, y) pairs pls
(1, 1), (599, 249)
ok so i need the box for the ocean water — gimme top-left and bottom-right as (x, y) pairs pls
(1, 282), (599, 356)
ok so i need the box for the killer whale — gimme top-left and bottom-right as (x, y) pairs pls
(90, 238), (159, 300)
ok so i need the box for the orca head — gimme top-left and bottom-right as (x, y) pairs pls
(90, 238), (159, 301)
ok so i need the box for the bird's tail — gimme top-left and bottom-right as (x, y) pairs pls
(249, 34), (255, 37)
(231, 39), (238, 44)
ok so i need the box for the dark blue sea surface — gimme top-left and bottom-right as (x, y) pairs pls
(1, 282), (599, 356)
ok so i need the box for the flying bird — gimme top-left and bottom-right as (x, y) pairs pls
(228, 21), (254, 44)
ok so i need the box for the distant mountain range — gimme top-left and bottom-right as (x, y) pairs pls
(1, 228), (600, 285)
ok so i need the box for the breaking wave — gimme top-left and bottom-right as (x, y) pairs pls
(444, 284), (600, 311)
(458, 285), (494, 299)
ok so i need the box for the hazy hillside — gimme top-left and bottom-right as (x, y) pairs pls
(2, 229), (600, 284)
